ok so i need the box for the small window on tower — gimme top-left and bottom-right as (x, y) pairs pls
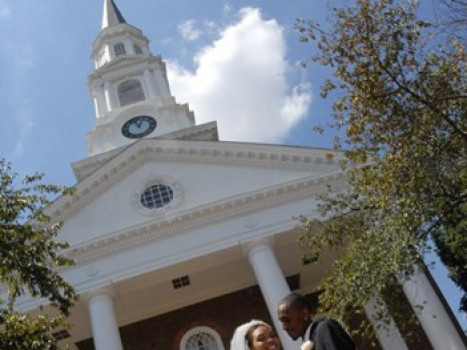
(117, 79), (145, 106)
(114, 42), (126, 57)
(134, 44), (143, 54)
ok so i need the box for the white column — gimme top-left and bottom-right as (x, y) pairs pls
(92, 95), (100, 120)
(153, 67), (171, 97)
(92, 83), (107, 118)
(402, 266), (466, 350)
(243, 238), (298, 350)
(363, 297), (408, 350)
(104, 81), (115, 111)
(124, 37), (133, 54)
(84, 287), (124, 350)
(144, 69), (158, 98)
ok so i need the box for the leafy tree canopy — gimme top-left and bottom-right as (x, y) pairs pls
(297, 0), (467, 332)
(0, 158), (76, 349)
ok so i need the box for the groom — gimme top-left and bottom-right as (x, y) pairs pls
(277, 293), (355, 350)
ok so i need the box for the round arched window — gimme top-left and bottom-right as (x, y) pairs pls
(180, 327), (224, 350)
(118, 79), (145, 106)
(186, 332), (218, 350)
(140, 184), (174, 209)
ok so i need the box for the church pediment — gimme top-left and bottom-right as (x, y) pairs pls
(50, 139), (345, 263)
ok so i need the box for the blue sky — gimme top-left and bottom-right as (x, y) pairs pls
(0, 0), (464, 330)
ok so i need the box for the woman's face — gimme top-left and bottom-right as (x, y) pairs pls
(248, 325), (281, 350)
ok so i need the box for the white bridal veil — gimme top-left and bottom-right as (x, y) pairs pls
(230, 320), (268, 350)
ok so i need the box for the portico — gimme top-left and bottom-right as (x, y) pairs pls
(60, 221), (339, 350)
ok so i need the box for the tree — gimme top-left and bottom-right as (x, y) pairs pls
(296, 0), (467, 332)
(0, 158), (76, 349)
(436, 0), (467, 44)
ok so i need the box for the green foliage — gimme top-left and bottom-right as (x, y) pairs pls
(0, 311), (70, 350)
(432, 170), (467, 311)
(0, 158), (76, 349)
(296, 0), (467, 334)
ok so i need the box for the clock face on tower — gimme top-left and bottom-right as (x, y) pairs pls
(121, 115), (157, 139)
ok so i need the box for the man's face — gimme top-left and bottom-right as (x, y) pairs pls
(277, 303), (310, 341)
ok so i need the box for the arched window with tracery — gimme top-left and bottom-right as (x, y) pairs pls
(117, 79), (145, 106)
(180, 326), (224, 350)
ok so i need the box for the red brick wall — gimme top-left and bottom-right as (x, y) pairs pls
(76, 286), (272, 350)
(75, 285), (430, 350)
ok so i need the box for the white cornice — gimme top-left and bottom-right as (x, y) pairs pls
(64, 172), (346, 264)
(91, 96), (177, 127)
(93, 23), (148, 53)
(89, 55), (164, 82)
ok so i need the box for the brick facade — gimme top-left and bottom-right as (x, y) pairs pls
(76, 286), (272, 350)
(76, 285), (431, 350)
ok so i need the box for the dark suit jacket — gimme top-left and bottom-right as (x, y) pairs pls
(308, 318), (356, 350)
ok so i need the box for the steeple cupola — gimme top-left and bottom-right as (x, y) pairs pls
(92, 0), (149, 69)
(85, 0), (197, 156)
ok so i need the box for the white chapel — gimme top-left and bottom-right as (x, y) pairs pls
(18, 1), (467, 349)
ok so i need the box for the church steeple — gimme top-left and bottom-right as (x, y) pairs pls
(84, 0), (197, 156)
(92, 0), (148, 69)
(101, 0), (126, 29)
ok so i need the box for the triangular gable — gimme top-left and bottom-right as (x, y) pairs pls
(49, 138), (346, 260)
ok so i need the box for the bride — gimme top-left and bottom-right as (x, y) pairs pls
(230, 320), (282, 350)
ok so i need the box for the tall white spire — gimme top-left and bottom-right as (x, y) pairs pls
(85, 0), (199, 157)
(101, 0), (126, 29)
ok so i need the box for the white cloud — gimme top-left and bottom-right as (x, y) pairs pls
(0, 2), (10, 19)
(178, 20), (202, 41)
(167, 7), (312, 143)
(281, 82), (312, 123)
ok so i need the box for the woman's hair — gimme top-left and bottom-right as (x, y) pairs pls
(246, 323), (269, 349)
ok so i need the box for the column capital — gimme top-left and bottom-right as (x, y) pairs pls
(81, 284), (116, 305)
(240, 237), (275, 257)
